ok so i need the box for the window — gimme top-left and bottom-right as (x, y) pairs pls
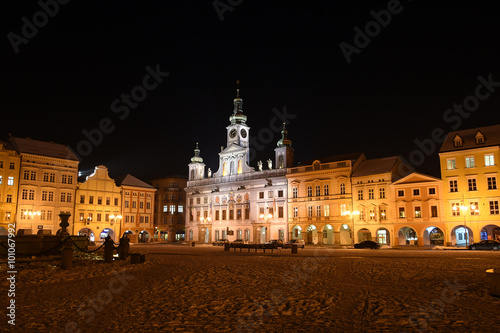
(105, 214), (110, 222)
(447, 158), (457, 170)
(324, 185), (329, 196)
(114, 198), (119, 206)
(6, 194), (12, 203)
(399, 207), (405, 218)
(8, 176), (14, 186)
(369, 209), (375, 220)
(140, 216), (144, 223)
(229, 209), (234, 220)
(49, 173), (55, 182)
(97, 197), (102, 205)
(215, 210), (220, 221)
(9, 162), (15, 169)
(124, 200), (129, 208)
(278, 206), (284, 218)
(278, 190), (284, 198)
(268, 191), (274, 198)
(428, 188), (436, 195)
(379, 188), (386, 199)
(28, 190), (35, 200)
(106, 197), (110, 205)
(204, 197), (208, 204)
(245, 208), (250, 219)
(68, 175), (73, 184)
(97, 213), (102, 222)
(0, 176), (2, 184)
(485, 154), (495, 166)
(468, 178), (477, 191)
(292, 187), (298, 198)
(130, 216), (134, 223)
(48, 191), (54, 201)
(413, 189), (420, 196)
(449, 180), (458, 192)
(23, 170), (29, 180)
(340, 183), (345, 195)
(89, 196), (94, 204)
(307, 206), (313, 217)
(47, 210), (53, 221)
(470, 202), (479, 216)
(62, 175), (67, 183)
(359, 211), (365, 221)
(398, 190), (404, 197)
(380, 208), (387, 220)
(357, 190), (363, 200)
(196, 198), (201, 204)
(42, 191), (48, 201)
(140, 202), (144, 209)
(431, 206), (438, 217)
(414, 206), (421, 218)
(61, 193), (66, 202)
(487, 176), (497, 190)
(145, 216), (149, 224)
(22, 189), (28, 200)
(315, 186), (321, 196)
(80, 195), (85, 204)
(177, 205), (183, 213)
(0, 161), (2, 168)
(316, 205), (321, 217)
(43, 172), (49, 182)
(368, 189), (374, 199)
(169, 205), (175, 214)
(340, 204), (347, 215)
(307, 186), (312, 197)
(293, 207), (298, 218)
(465, 157), (475, 168)
(489, 200), (499, 215)
(451, 203), (461, 216)
(222, 210), (227, 220)
(132, 201), (137, 208)
(259, 192), (264, 199)
(324, 205), (330, 217)
(5, 211), (11, 221)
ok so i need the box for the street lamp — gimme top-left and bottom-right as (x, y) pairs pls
(341, 210), (360, 246)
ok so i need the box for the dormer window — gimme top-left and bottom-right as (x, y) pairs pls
(453, 134), (463, 147)
(475, 131), (485, 144)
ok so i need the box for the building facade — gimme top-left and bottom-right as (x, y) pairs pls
(185, 90), (292, 244)
(117, 174), (156, 243)
(9, 137), (79, 235)
(74, 165), (122, 242)
(150, 176), (187, 242)
(286, 153), (365, 245)
(390, 172), (446, 246)
(439, 124), (500, 246)
(351, 156), (410, 246)
(0, 141), (20, 235)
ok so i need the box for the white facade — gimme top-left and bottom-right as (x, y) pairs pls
(185, 89), (293, 243)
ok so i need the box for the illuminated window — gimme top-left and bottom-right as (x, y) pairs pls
(324, 205), (330, 216)
(451, 203), (460, 216)
(307, 206), (313, 217)
(485, 154), (495, 166)
(470, 202), (479, 216)
(8, 176), (14, 186)
(238, 159), (243, 174)
(316, 205), (321, 217)
(380, 208), (387, 220)
(431, 206), (438, 217)
(447, 158), (456, 170)
(324, 185), (329, 196)
(465, 157), (475, 168)
(414, 206), (421, 218)
(399, 207), (405, 218)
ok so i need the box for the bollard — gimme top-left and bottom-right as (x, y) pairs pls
(291, 244), (298, 254)
(62, 238), (74, 270)
(192, 242), (195, 247)
(104, 236), (114, 263)
(224, 242), (230, 252)
(118, 237), (130, 260)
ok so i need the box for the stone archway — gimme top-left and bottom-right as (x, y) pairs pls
(480, 224), (500, 241)
(397, 227), (418, 246)
(376, 228), (390, 245)
(423, 226), (444, 246)
(339, 224), (352, 245)
(78, 227), (96, 242)
(323, 224), (335, 245)
(357, 228), (372, 242)
(450, 225), (473, 246)
(307, 225), (318, 244)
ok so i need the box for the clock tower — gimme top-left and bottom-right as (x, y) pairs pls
(213, 87), (253, 177)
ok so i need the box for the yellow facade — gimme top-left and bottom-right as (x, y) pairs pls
(74, 166), (122, 242)
(287, 154), (365, 245)
(0, 142), (20, 234)
(439, 126), (500, 245)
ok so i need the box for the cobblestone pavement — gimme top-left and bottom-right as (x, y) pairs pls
(2, 244), (500, 333)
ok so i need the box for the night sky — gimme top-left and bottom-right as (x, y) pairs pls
(2, 0), (500, 181)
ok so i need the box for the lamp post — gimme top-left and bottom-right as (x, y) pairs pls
(341, 210), (360, 246)
(452, 202), (477, 248)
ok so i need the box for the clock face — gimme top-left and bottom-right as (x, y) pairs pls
(241, 129), (247, 138)
(229, 129), (237, 138)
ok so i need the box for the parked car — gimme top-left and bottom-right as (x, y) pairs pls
(212, 239), (230, 246)
(468, 240), (500, 251)
(232, 239), (247, 244)
(283, 239), (305, 249)
(265, 239), (284, 248)
(354, 240), (380, 249)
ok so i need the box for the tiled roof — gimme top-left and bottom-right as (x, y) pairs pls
(439, 124), (500, 153)
(299, 152), (364, 166)
(115, 174), (155, 189)
(8, 136), (79, 161)
(352, 156), (400, 177)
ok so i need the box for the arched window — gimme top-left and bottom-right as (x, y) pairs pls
(324, 185), (329, 196)
(223, 162), (228, 176)
(315, 185), (321, 196)
(230, 161), (235, 175)
(190, 170), (194, 180)
(340, 183), (345, 195)
(237, 159), (243, 174)
(278, 155), (284, 168)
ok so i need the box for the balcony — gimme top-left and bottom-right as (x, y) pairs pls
(187, 168), (287, 187)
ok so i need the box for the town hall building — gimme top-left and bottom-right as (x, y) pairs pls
(185, 89), (293, 244)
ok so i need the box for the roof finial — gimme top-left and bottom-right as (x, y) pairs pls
(236, 80), (240, 98)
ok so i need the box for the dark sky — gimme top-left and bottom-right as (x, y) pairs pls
(2, 0), (500, 181)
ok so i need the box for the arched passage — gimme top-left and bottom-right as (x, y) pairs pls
(376, 228), (390, 246)
(139, 230), (150, 243)
(339, 224), (352, 245)
(423, 226), (444, 246)
(450, 225), (473, 246)
(99, 228), (115, 242)
(480, 224), (500, 241)
(292, 225), (302, 240)
(323, 224), (335, 245)
(307, 225), (318, 244)
(357, 228), (372, 242)
(78, 228), (95, 242)
(397, 227), (418, 246)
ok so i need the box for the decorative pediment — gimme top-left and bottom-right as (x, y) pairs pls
(219, 143), (247, 157)
(391, 172), (441, 185)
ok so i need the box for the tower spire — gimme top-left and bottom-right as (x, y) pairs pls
(230, 80), (247, 125)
